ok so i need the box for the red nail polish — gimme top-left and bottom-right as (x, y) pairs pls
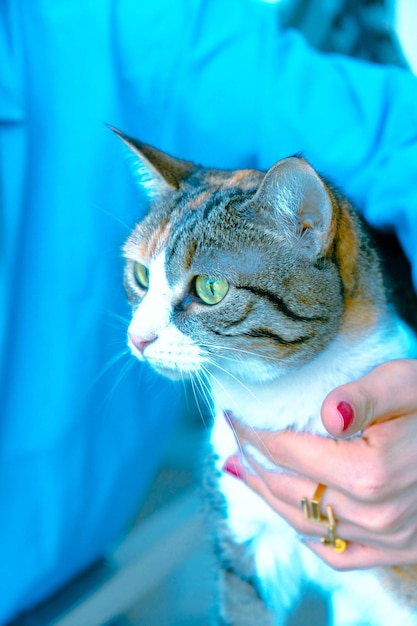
(337, 401), (354, 431)
(222, 457), (244, 480)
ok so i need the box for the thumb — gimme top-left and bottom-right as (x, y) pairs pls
(321, 359), (417, 438)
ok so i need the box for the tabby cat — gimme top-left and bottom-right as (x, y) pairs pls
(113, 126), (417, 625)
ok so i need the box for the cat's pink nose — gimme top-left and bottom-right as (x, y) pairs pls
(128, 332), (157, 354)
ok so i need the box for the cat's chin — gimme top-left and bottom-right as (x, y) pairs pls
(149, 361), (199, 381)
(224, 361), (287, 385)
(132, 352), (198, 380)
(152, 366), (184, 381)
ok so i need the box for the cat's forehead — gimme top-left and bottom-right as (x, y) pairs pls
(124, 168), (265, 264)
(203, 168), (263, 189)
(183, 167), (263, 211)
(125, 217), (173, 262)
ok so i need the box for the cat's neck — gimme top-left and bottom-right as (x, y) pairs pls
(209, 310), (416, 435)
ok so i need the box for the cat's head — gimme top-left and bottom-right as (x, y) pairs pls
(114, 128), (356, 384)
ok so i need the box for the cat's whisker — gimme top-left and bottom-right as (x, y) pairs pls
(179, 372), (209, 430)
(195, 368), (215, 412)
(192, 373), (213, 430)
(200, 365), (248, 461)
(89, 347), (132, 389)
(187, 373), (198, 413)
(95, 310), (133, 342)
(188, 373), (207, 428)
(205, 359), (267, 408)
(95, 203), (133, 233)
(200, 342), (281, 363)
(109, 354), (136, 394)
(95, 354), (136, 413)
(203, 361), (277, 466)
(102, 310), (131, 327)
(178, 370), (190, 411)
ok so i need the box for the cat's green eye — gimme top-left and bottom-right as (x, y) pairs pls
(195, 275), (229, 305)
(133, 262), (149, 290)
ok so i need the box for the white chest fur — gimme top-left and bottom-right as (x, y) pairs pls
(208, 313), (417, 625)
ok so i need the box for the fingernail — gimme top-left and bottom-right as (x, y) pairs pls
(222, 456), (245, 480)
(337, 401), (354, 432)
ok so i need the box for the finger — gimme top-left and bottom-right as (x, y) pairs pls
(321, 359), (417, 438)
(304, 539), (417, 570)
(223, 458), (406, 550)
(241, 472), (366, 543)
(229, 417), (371, 494)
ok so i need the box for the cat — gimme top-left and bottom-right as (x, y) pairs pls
(112, 125), (417, 625)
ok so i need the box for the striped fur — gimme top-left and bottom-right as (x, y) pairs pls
(117, 130), (417, 625)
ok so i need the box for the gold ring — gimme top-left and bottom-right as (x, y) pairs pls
(301, 483), (347, 553)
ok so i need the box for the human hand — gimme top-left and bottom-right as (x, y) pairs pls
(224, 359), (417, 570)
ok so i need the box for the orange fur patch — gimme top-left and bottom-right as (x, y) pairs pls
(146, 220), (172, 259)
(205, 169), (258, 190)
(221, 170), (257, 189)
(124, 219), (172, 263)
(378, 565), (417, 608)
(123, 237), (146, 261)
(332, 197), (383, 339)
(391, 564), (417, 583)
(188, 190), (212, 210)
(334, 205), (359, 296)
(342, 298), (378, 338)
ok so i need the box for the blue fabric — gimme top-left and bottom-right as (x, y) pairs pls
(1, 0), (417, 622)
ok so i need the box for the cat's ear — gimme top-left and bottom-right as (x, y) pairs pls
(108, 125), (194, 199)
(254, 157), (335, 258)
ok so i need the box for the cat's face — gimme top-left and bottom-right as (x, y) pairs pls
(116, 129), (347, 384)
